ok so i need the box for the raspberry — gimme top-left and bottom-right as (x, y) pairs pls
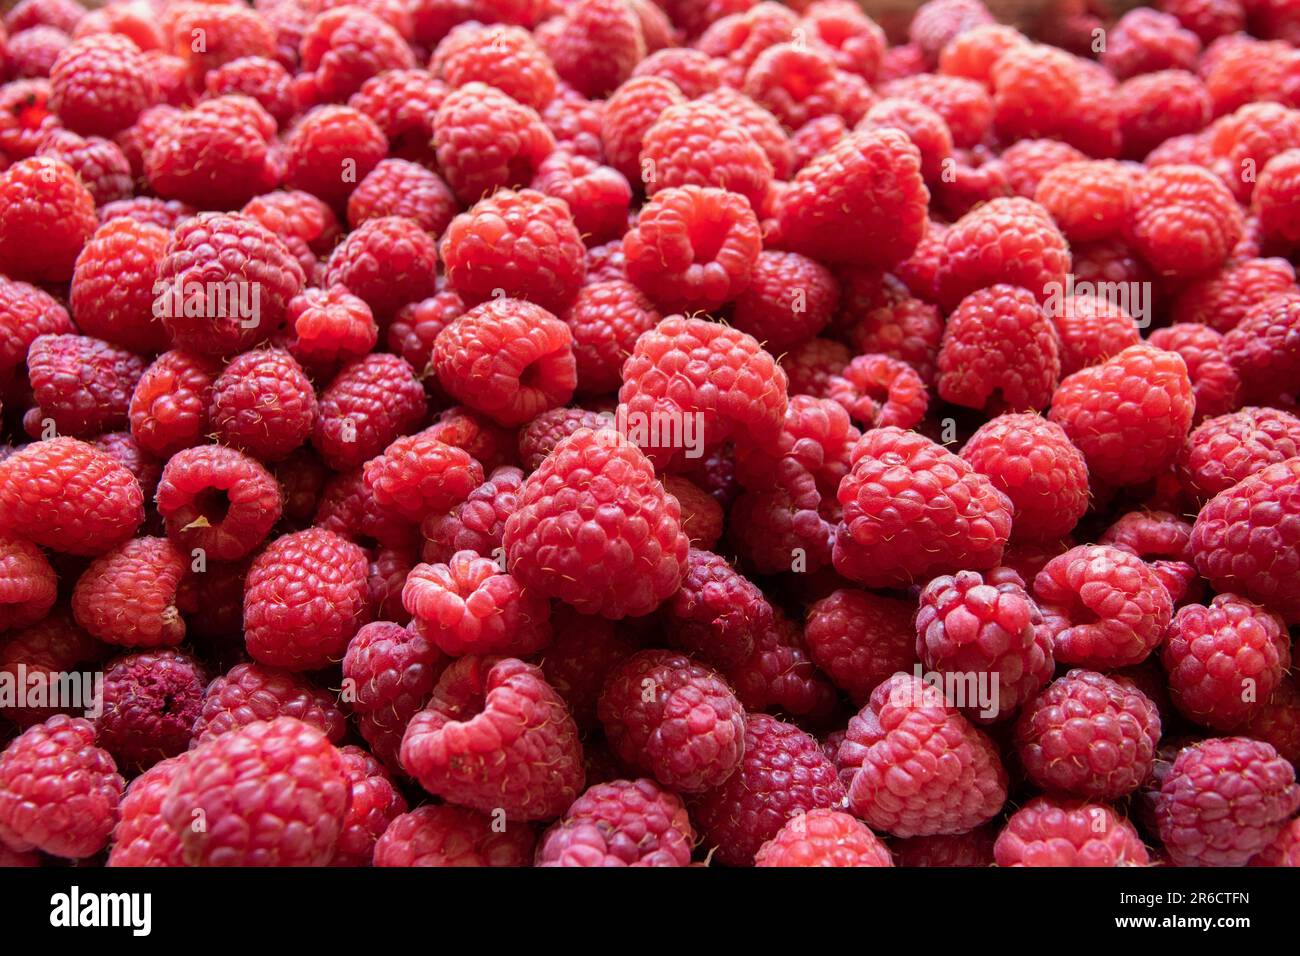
(1160, 0), (1246, 41)
(1033, 160), (1135, 245)
(441, 189), (585, 313)
(421, 465), (524, 563)
(802, 0), (884, 81)
(145, 96), (280, 209)
(69, 219), (169, 354)
(155, 213), (305, 356)
(364, 433), (482, 524)
(285, 286), (378, 376)
(35, 129), (132, 205)
(617, 315), (786, 469)
(700, 86), (795, 181)
(804, 588), (917, 705)
(167, 3), (276, 85)
(936, 20), (1025, 81)
(433, 23), (556, 109)
(434, 82), (555, 205)
(6, 0), (83, 34)
(400, 656), (585, 820)
(316, 462), (420, 550)
(386, 290), (465, 386)
(209, 347), (317, 462)
(728, 251), (837, 353)
(70, 536), (186, 648)
(657, 476), (719, 551)
(191, 662), (347, 745)
(892, 827), (996, 867)
(632, 48), (724, 97)
(1014, 668), (1161, 799)
(1147, 322), (1241, 421)
(936, 197), (1070, 310)
(537, 778), (694, 867)
(0, 78), (60, 161)
(529, 150), (631, 249)
(1178, 406), (1300, 501)
(342, 619), (444, 743)
(241, 190), (342, 257)
(205, 56), (296, 128)
(834, 428), (1013, 589)
(518, 408), (607, 471)
(1156, 736), (1300, 866)
(49, 34), (155, 137)
(244, 527), (371, 670)
(960, 413), (1089, 544)
(324, 216), (439, 320)
(693, 713), (845, 867)
(284, 104), (387, 207)
(505, 428), (688, 619)
(299, 6), (413, 101)
(856, 100), (950, 187)
(1254, 816), (1300, 867)
(403, 551), (550, 657)
(883, 75), (991, 152)
(836, 271), (942, 385)
(776, 129), (928, 269)
(0, 716), (122, 859)
(367, 543), (415, 624)
(602, 76), (684, 182)
(1047, 292), (1140, 377)
(752, 807), (892, 867)
(837, 673), (1008, 838)
(994, 796), (1150, 867)
(1254, 149), (1300, 244)
(22, 333), (146, 439)
(537, 0), (646, 99)
(663, 549), (770, 669)
(332, 745), (408, 867)
(916, 569), (1054, 724)
(1164, 594), (1290, 731)
(0, 612), (110, 727)
(0, 157), (96, 283)
(1222, 292), (1300, 405)
(348, 67), (446, 165)
(98, 196), (195, 231)
(726, 605), (838, 720)
(1209, 102), (1300, 204)
(96, 649), (205, 768)
(1117, 70), (1213, 160)
(789, 114), (847, 173)
(346, 158), (457, 239)
(106, 755), (185, 867)
(741, 42), (843, 132)
(640, 102), (771, 211)
(1190, 456), (1300, 624)
(0, 438), (143, 555)
(540, 85), (606, 163)
(1102, 8), (1201, 80)
(1048, 343), (1195, 488)
(560, 280), (659, 396)
(313, 354), (428, 470)
(128, 350), (222, 459)
(163, 716), (348, 866)
(1243, 676), (1300, 768)
(0, 533), (56, 633)
(155, 445), (283, 563)
(780, 337), (849, 399)
(426, 405), (517, 472)
(1126, 164), (1245, 279)
(1032, 544), (1174, 667)
(374, 804), (536, 867)
(535, 604), (635, 731)
(826, 354), (928, 430)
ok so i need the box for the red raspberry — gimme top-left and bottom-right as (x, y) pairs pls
(49, 34), (155, 137)
(916, 569), (1054, 724)
(837, 673), (1008, 838)
(858, 97), (953, 185)
(244, 527), (370, 670)
(440, 188), (585, 313)
(434, 82), (555, 205)
(367, 543), (415, 624)
(68, 219), (168, 354)
(1243, 676), (1300, 768)
(324, 216), (439, 320)
(936, 21), (1025, 82)
(347, 158), (457, 239)
(1117, 70), (1213, 160)
(1253, 816), (1300, 867)
(597, 649), (744, 792)
(0, 716), (122, 859)
(387, 289), (465, 384)
(693, 713), (845, 867)
(892, 827), (996, 867)
(92, 430), (161, 501)
(313, 353), (428, 470)
(639, 102), (771, 211)
(537, 778), (694, 867)
(504, 428), (689, 619)
(780, 337), (849, 399)
(600, 76), (683, 182)
(1033, 160), (1135, 244)
(155, 445), (283, 562)
(834, 427), (1012, 589)
(658, 476), (719, 551)
(6, 22), (69, 78)
(805, 588), (917, 704)
(163, 716), (348, 866)
(1159, 0), (1245, 42)
(167, 3), (276, 85)
(128, 350), (222, 459)
(1032, 544), (1174, 667)
(1254, 149), (1300, 244)
(421, 465), (524, 563)
(529, 150), (630, 248)
(106, 755), (185, 867)
(741, 42), (843, 132)
(909, 0), (993, 64)
(284, 104), (387, 206)
(1222, 292), (1300, 404)
(241, 189), (342, 257)
(730, 251), (837, 353)
(518, 408), (608, 471)
(285, 286), (378, 375)
(776, 129), (928, 269)
(155, 212), (304, 356)
(22, 333), (146, 439)
(1208, 102), (1300, 203)
(617, 315), (787, 469)
(209, 348), (317, 462)
(664, 549), (771, 670)
(699, 85), (795, 181)
(342, 619), (444, 744)
(332, 745), (407, 867)
(433, 23), (556, 109)
(191, 661), (347, 745)
(299, 6), (413, 101)
(1147, 322), (1241, 421)
(1014, 668), (1161, 798)
(1179, 406), (1300, 501)
(726, 606), (838, 720)
(884, 74), (991, 150)
(540, 84), (606, 163)
(401, 656), (585, 820)
(35, 129), (132, 205)
(348, 67), (446, 165)
(6, 0), (83, 34)
(0, 156), (96, 283)
(0, 612), (111, 727)
(364, 433), (482, 523)
(275, 448), (329, 527)
(999, 138), (1088, 198)
(930, 151), (1014, 221)
(789, 114), (847, 173)
(960, 413), (1089, 544)
(826, 354), (928, 430)
(802, 0), (884, 81)
(1126, 164), (1244, 279)
(0, 533), (56, 633)
(536, 604), (636, 731)
(1190, 456), (1300, 624)
(98, 196), (196, 231)
(561, 280), (659, 396)
(0, 438), (143, 555)
(205, 56), (295, 128)
(988, 43), (1082, 141)
(994, 796), (1150, 867)
(404, 551), (549, 657)
(936, 197), (1070, 310)
(0, 78), (60, 162)
(70, 536), (186, 648)
(753, 807), (892, 867)
(632, 48), (723, 97)
(96, 649), (205, 768)
(836, 271), (942, 385)
(1048, 343), (1195, 488)
(426, 405), (517, 472)
(1102, 8), (1201, 80)
(1047, 292), (1140, 377)
(313, 466), (417, 550)
(536, 0), (646, 99)
(145, 96), (280, 209)
(374, 804), (536, 867)
(1156, 737), (1300, 866)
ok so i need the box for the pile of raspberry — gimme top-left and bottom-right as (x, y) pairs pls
(2, 0), (1300, 870)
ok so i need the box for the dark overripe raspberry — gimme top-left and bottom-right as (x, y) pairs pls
(284, 104), (387, 207)
(298, 6), (413, 102)
(191, 661), (347, 746)
(1178, 406), (1300, 502)
(23, 333), (146, 439)
(0, 156), (96, 282)
(313, 353), (427, 470)
(324, 216), (439, 320)
(210, 348), (316, 462)
(347, 158), (457, 238)
(779, 338), (849, 399)
(96, 649), (205, 768)
(434, 82), (555, 205)
(536, 604), (635, 731)
(145, 96), (280, 209)
(994, 796), (1150, 866)
(373, 804), (536, 867)
(804, 588), (916, 705)
(156, 445), (283, 563)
